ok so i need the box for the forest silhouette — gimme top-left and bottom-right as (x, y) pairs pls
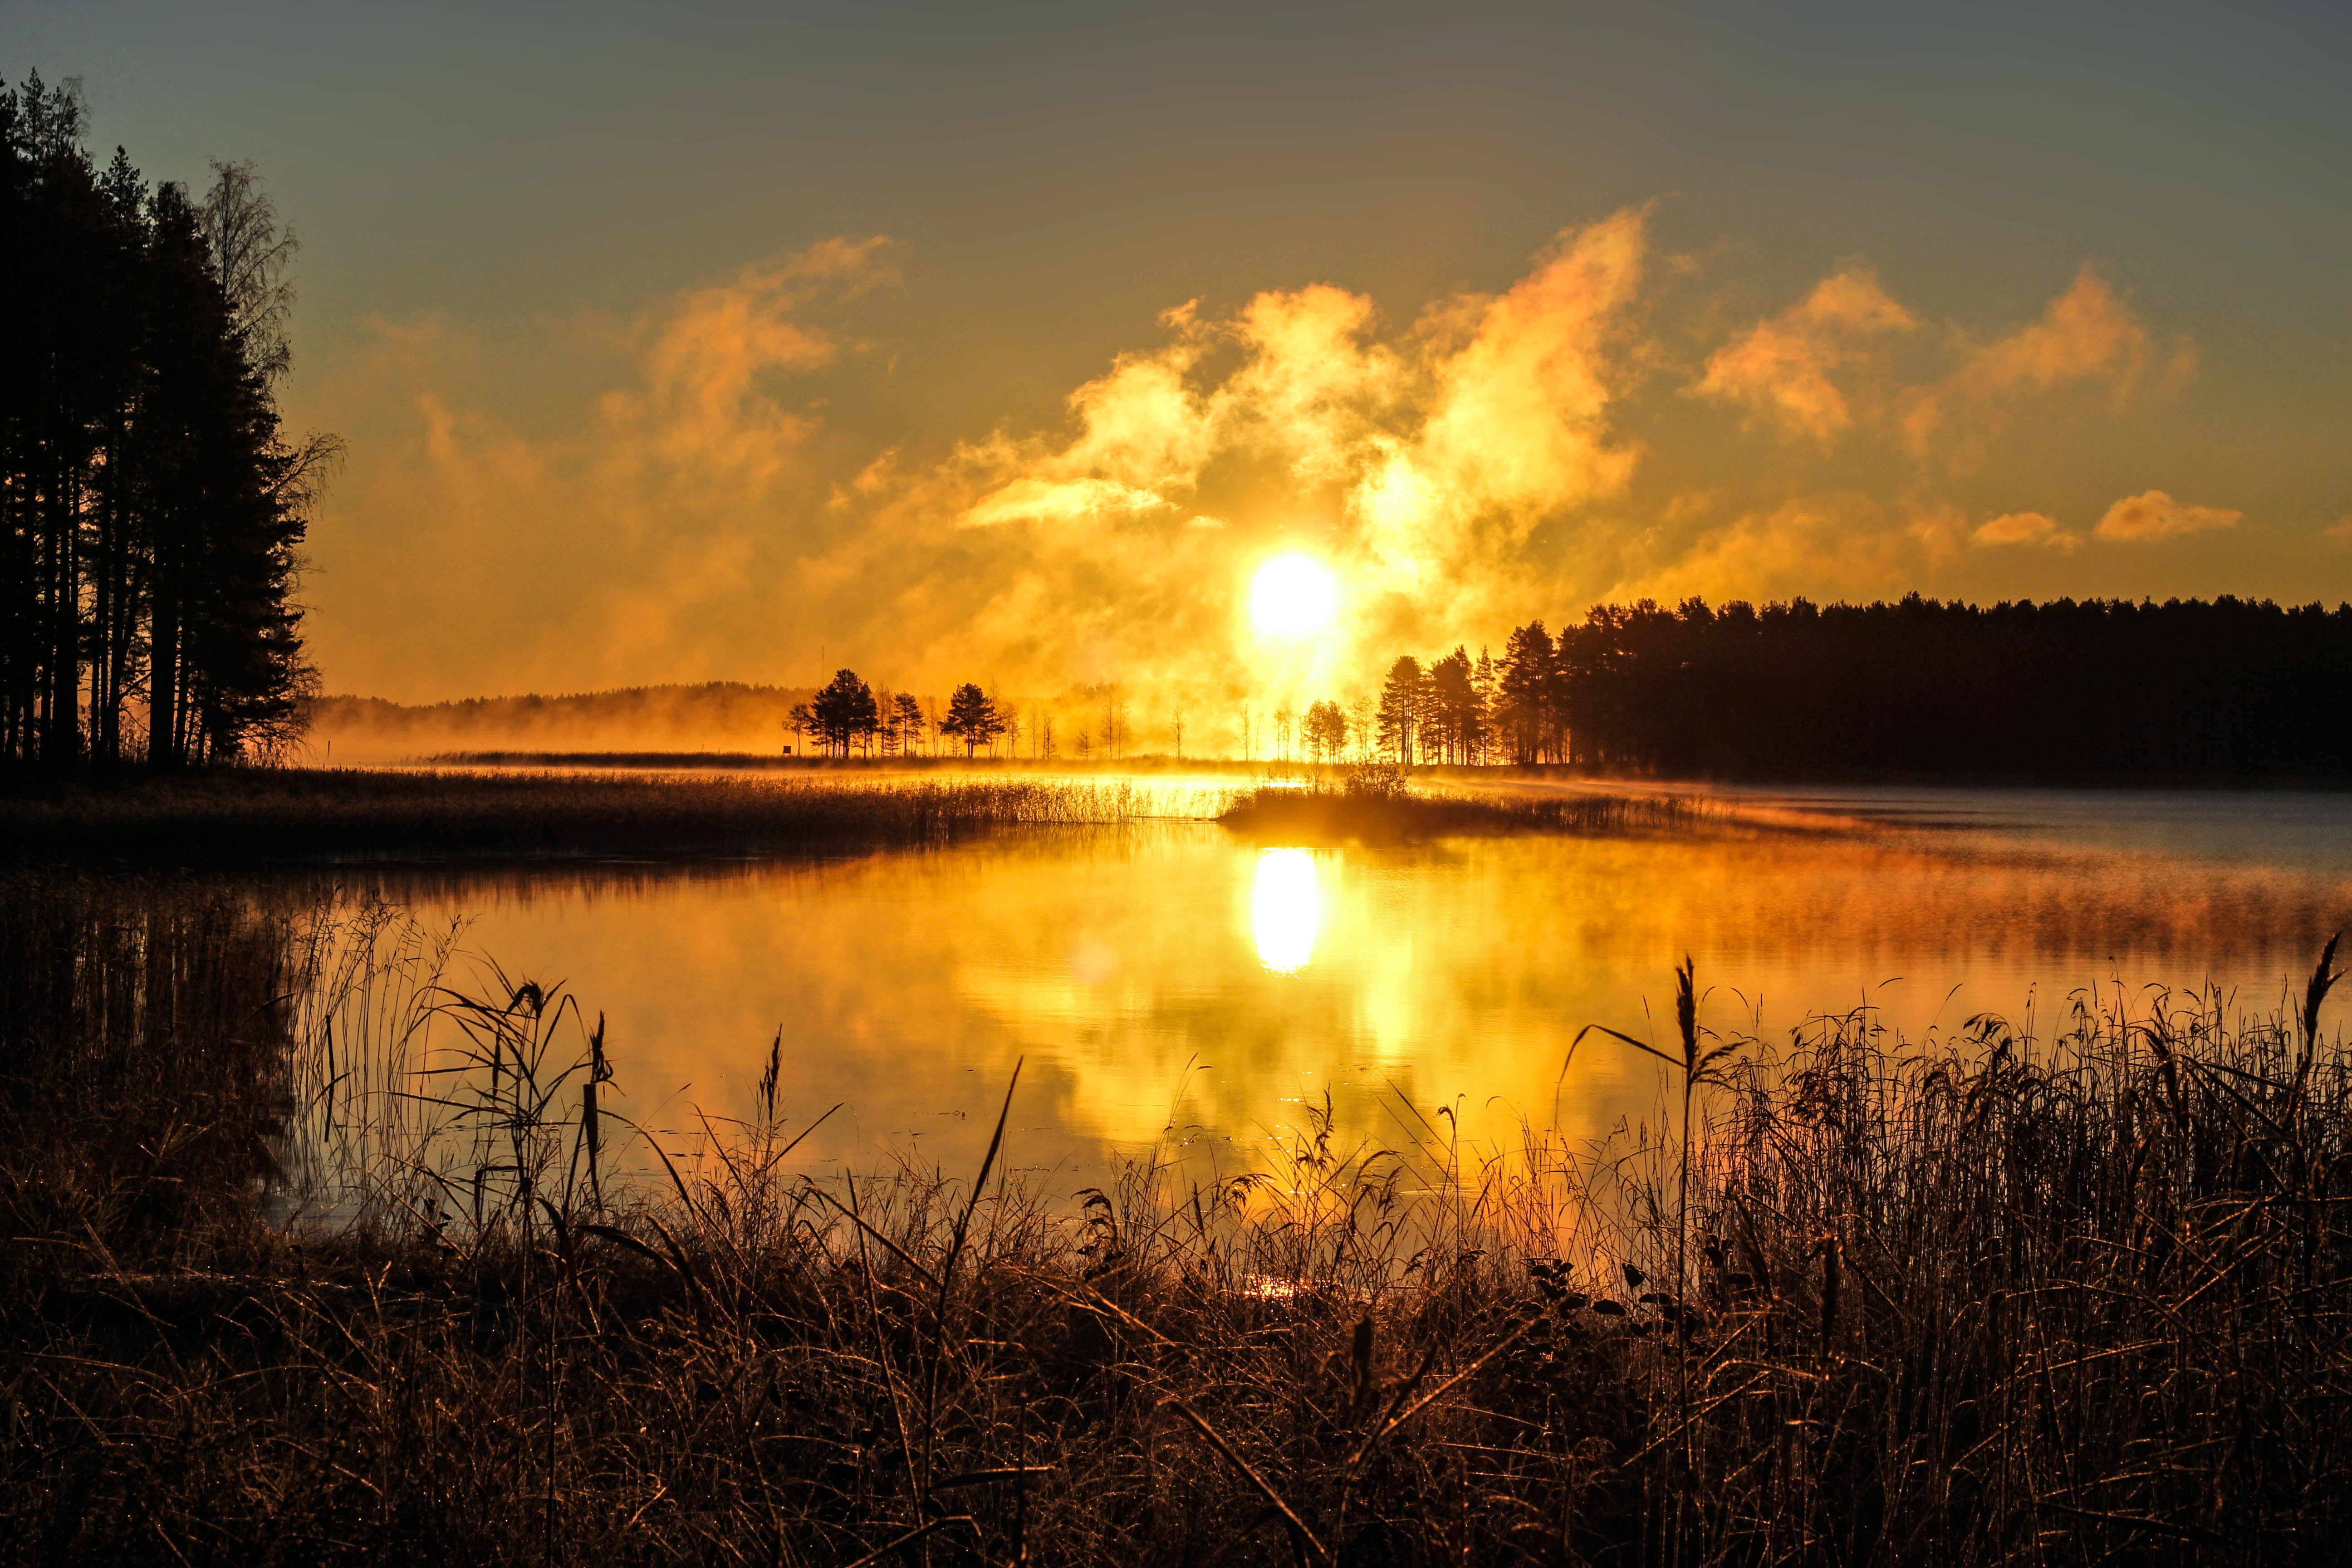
(1456, 593), (2352, 779)
(1, 72), (333, 768)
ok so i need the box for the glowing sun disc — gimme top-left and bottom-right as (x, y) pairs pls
(1250, 554), (1338, 637)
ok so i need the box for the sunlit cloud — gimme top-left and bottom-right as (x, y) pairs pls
(1613, 495), (1939, 605)
(834, 209), (1653, 700)
(609, 237), (896, 493)
(306, 208), (2222, 716)
(2094, 490), (2243, 543)
(1698, 263), (2182, 473)
(1696, 266), (1917, 442)
(1901, 268), (2157, 462)
(1973, 511), (2082, 552)
(308, 236), (898, 697)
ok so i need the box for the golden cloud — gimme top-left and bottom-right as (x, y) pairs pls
(1695, 266), (1917, 441)
(1972, 511), (2082, 551)
(1901, 267), (2153, 461)
(1611, 496), (1940, 606)
(847, 210), (1658, 698)
(305, 237), (899, 698)
(304, 209), (2211, 727)
(2093, 490), (2243, 543)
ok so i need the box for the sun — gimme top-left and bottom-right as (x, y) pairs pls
(1250, 554), (1338, 637)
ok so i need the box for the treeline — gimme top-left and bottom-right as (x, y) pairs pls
(1362, 594), (2352, 777)
(308, 682), (820, 761)
(2, 73), (333, 768)
(789, 671), (1011, 758)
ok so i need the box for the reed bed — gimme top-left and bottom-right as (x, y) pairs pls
(0, 769), (1232, 865)
(1218, 768), (1709, 843)
(6, 878), (2352, 1564)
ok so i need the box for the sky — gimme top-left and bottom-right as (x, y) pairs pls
(10, 1), (2352, 706)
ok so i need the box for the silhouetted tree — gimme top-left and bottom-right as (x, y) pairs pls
(1377, 657), (1423, 763)
(939, 682), (1005, 757)
(893, 692), (927, 756)
(1303, 699), (1346, 761)
(1498, 621), (1556, 762)
(1426, 647), (1481, 764)
(0, 74), (332, 767)
(809, 669), (878, 756)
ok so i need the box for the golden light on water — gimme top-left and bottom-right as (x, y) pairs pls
(1252, 848), (1320, 972)
(1249, 554), (1338, 637)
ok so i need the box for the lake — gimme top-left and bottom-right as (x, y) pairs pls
(333, 779), (2352, 1196)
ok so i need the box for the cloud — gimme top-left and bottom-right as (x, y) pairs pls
(603, 236), (898, 496)
(303, 210), (2210, 728)
(2093, 490), (2243, 543)
(304, 237), (898, 698)
(849, 210), (1656, 696)
(1972, 511), (2082, 551)
(1901, 267), (2153, 459)
(1695, 266), (1916, 441)
(1610, 495), (1947, 606)
(960, 476), (1176, 528)
(1694, 262), (2178, 475)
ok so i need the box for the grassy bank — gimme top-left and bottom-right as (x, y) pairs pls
(0, 766), (1713, 864)
(6, 876), (2351, 1563)
(0, 769), (1220, 864)
(1217, 772), (1709, 843)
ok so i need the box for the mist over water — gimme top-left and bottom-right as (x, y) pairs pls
(349, 785), (2352, 1191)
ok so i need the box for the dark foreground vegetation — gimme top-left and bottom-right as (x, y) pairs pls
(7, 873), (2352, 1564)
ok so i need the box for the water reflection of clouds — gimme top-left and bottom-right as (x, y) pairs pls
(1254, 849), (1318, 973)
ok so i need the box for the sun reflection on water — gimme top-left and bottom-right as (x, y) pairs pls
(1253, 848), (1319, 972)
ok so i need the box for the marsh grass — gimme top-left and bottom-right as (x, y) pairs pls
(0, 769), (1230, 865)
(7, 876), (2352, 1564)
(1219, 767), (1709, 844)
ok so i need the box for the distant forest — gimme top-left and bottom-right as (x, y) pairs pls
(2, 73), (332, 767)
(1374, 594), (2352, 778)
(308, 682), (820, 760)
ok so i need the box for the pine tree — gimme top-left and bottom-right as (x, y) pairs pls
(893, 692), (927, 756)
(1376, 657), (1423, 764)
(809, 669), (878, 756)
(0, 74), (334, 768)
(939, 682), (1005, 758)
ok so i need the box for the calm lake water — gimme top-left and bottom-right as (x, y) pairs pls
(353, 780), (2352, 1190)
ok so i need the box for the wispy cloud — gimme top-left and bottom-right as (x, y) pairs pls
(1696, 266), (1916, 441)
(1901, 268), (2155, 463)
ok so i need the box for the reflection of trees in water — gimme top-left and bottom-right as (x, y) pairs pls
(0, 873), (490, 1237)
(0, 873), (304, 1239)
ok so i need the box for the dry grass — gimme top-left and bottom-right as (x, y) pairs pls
(0, 768), (1225, 865)
(6, 877), (2352, 1564)
(1218, 766), (1709, 844)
